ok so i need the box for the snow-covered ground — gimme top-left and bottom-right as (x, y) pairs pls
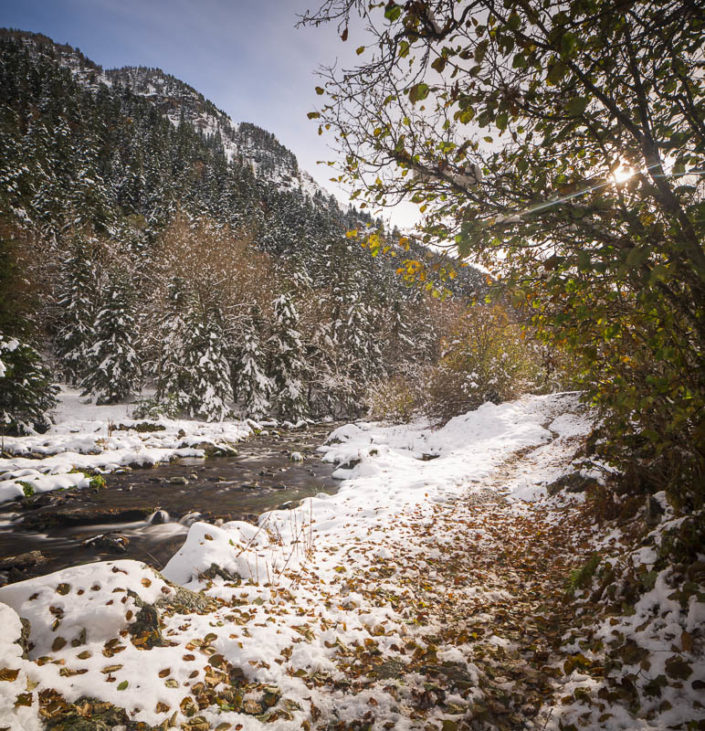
(162, 391), (589, 588)
(0, 388), (253, 503)
(0, 391), (702, 729)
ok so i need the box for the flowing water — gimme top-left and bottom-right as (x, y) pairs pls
(0, 424), (339, 585)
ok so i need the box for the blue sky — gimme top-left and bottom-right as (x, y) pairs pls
(0, 0), (366, 204)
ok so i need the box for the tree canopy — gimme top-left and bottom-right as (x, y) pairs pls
(304, 0), (705, 504)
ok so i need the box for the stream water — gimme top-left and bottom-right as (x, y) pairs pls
(0, 424), (338, 586)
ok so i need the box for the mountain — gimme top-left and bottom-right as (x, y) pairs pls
(0, 28), (484, 428)
(103, 67), (320, 196)
(1, 29), (319, 197)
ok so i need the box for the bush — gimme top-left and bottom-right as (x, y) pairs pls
(18, 480), (35, 498)
(132, 395), (182, 420)
(566, 553), (602, 596)
(421, 304), (542, 422)
(366, 375), (419, 423)
(88, 475), (106, 490)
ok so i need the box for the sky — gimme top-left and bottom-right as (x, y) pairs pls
(0, 0), (419, 227)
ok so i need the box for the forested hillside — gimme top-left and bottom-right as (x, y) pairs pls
(0, 29), (529, 429)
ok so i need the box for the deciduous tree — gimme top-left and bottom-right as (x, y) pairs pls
(303, 0), (705, 503)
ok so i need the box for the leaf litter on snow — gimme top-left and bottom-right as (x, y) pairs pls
(0, 392), (702, 729)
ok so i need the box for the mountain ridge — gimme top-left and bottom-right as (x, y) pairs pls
(0, 27), (323, 200)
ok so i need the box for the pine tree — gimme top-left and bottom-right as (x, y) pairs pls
(341, 295), (382, 383)
(328, 282), (383, 411)
(0, 335), (58, 435)
(182, 309), (232, 422)
(81, 273), (141, 404)
(236, 304), (271, 419)
(307, 315), (340, 418)
(55, 234), (97, 385)
(154, 276), (190, 411)
(268, 294), (306, 421)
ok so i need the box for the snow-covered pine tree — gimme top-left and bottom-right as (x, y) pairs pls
(153, 276), (190, 413)
(0, 335), (58, 434)
(268, 293), (306, 421)
(307, 315), (340, 418)
(389, 298), (416, 366)
(329, 283), (383, 413)
(182, 309), (232, 422)
(81, 273), (141, 404)
(343, 295), (383, 383)
(236, 304), (271, 419)
(55, 234), (97, 385)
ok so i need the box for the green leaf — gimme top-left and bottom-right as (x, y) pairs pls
(117, 680), (128, 691)
(565, 97), (588, 116)
(457, 221), (477, 258)
(431, 56), (446, 73)
(507, 12), (521, 30)
(409, 83), (430, 103)
(547, 60), (567, 85)
(385, 3), (402, 22)
(561, 32), (578, 57)
(456, 107), (475, 124)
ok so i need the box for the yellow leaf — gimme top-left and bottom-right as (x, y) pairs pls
(0, 668), (19, 682)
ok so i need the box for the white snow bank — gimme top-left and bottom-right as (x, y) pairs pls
(0, 387), (252, 504)
(0, 560), (174, 658)
(163, 520), (269, 586)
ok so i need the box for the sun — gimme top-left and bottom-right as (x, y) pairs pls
(612, 163), (635, 184)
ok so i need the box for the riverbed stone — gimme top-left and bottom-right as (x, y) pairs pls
(83, 533), (130, 553)
(0, 550), (46, 571)
(126, 589), (167, 648)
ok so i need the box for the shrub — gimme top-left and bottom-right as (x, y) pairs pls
(567, 553), (602, 596)
(133, 395), (182, 420)
(366, 375), (419, 423)
(89, 475), (106, 490)
(18, 480), (35, 498)
(422, 304), (542, 422)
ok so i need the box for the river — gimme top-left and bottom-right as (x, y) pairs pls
(0, 423), (338, 585)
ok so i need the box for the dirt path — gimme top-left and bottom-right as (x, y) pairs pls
(301, 486), (591, 730)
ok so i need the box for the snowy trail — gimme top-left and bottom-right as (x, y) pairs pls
(0, 393), (702, 730)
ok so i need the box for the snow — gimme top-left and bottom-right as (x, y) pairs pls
(0, 337), (19, 379)
(0, 392), (579, 728)
(0, 387), (252, 504)
(0, 390), (701, 729)
(0, 560), (173, 657)
(0, 603), (41, 730)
